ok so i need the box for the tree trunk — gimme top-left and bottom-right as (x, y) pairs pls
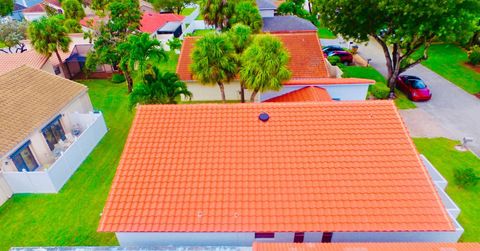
(55, 49), (71, 78)
(240, 81), (245, 103)
(250, 89), (259, 102)
(124, 70), (134, 93)
(217, 81), (226, 102)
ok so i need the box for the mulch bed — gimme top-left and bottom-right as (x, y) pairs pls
(474, 93), (480, 99)
(464, 62), (480, 73)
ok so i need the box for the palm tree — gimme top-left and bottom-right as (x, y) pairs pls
(118, 33), (168, 93)
(190, 33), (237, 102)
(227, 24), (253, 103)
(28, 16), (72, 78)
(229, 1), (263, 33)
(129, 66), (192, 109)
(240, 34), (292, 101)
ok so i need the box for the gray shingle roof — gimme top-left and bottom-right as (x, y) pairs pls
(256, 0), (277, 10)
(262, 15), (317, 33)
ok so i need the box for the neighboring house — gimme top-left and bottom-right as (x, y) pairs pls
(99, 101), (462, 246)
(0, 50), (67, 77)
(253, 243), (480, 251)
(176, 32), (374, 101)
(256, 0), (317, 33)
(0, 66), (107, 199)
(139, 0), (156, 13)
(22, 0), (63, 21)
(262, 86), (332, 102)
(140, 12), (185, 42)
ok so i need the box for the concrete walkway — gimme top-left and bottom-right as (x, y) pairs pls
(321, 37), (480, 156)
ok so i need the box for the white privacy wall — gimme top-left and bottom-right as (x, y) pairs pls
(260, 84), (370, 102)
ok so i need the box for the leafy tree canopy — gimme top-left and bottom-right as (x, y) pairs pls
(199, 0), (238, 30)
(240, 34), (291, 101)
(0, 0), (14, 16)
(313, 0), (480, 94)
(62, 0), (86, 20)
(149, 0), (194, 14)
(90, 0), (109, 14)
(0, 20), (28, 53)
(229, 1), (263, 33)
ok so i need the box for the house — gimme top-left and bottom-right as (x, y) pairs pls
(176, 32), (374, 101)
(256, 0), (317, 33)
(99, 101), (462, 246)
(253, 243), (480, 251)
(22, 0), (63, 21)
(0, 50), (67, 77)
(262, 86), (332, 102)
(1, 0), (41, 21)
(140, 12), (185, 42)
(0, 66), (107, 200)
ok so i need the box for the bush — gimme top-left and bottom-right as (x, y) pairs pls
(454, 167), (479, 188)
(468, 45), (480, 65)
(111, 73), (126, 83)
(370, 82), (390, 99)
(167, 37), (182, 51)
(328, 56), (341, 66)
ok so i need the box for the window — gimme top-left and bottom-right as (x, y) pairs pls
(42, 115), (66, 151)
(255, 232), (275, 238)
(322, 232), (333, 243)
(10, 141), (39, 172)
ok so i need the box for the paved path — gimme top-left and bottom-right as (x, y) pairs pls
(322, 38), (480, 156)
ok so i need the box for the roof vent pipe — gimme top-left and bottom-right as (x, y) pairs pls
(259, 112), (269, 122)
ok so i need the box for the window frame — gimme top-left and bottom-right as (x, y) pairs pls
(255, 232), (275, 239)
(10, 141), (39, 172)
(42, 115), (66, 151)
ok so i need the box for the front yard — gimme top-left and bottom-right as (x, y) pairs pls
(339, 65), (417, 109)
(421, 44), (480, 95)
(414, 138), (480, 242)
(0, 80), (130, 250)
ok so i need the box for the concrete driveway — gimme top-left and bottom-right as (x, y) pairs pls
(321, 37), (480, 156)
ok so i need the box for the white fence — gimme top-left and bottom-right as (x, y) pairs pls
(180, 6), (215, 39)
(2, 112), (108, 194)
(0, 175), (12, 206)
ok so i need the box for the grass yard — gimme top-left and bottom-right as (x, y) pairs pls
(317, 27), (336, 39)
(0, 41), (5, 48)
(340, 65), (416, 109)
(0, 80), (134, 251)
(180, 7), (196, 16)
(414, 138), (480, 241)
(158, 50), (180, 72)
(421, 44), (480, 94)
(191, 29), (215, 37)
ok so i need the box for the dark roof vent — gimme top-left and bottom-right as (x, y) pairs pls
(259, 112), (269, 122)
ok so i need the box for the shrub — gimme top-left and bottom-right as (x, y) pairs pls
(167, 37), (182, 51)
(328, 56), (341, 66)
(111, 73), (126, 83)
(454, 167), (479, 188)
(468, 45), (480, 65)
(370, 82), (390, 99)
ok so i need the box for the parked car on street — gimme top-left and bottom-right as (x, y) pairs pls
(325, 50), (353, 65)
(396, 75), (432, 101)
(322, 45), (344, 54)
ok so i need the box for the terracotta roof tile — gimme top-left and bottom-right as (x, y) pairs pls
(0, 50), (48, 75)
(99, 101), (453, 233)
(253, 243), (480, 251)
(0, 66), (87, 157)
(264, 86), (332, 102)
(176, 32), (329, 81)
(285, 78), (375, 85)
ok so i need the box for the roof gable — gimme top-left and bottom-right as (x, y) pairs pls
(262, 16), (317, 33)
(99, 101), (453, 233)
(263, 86), (332, 102)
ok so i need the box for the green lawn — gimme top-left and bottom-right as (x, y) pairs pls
(413, 138), (480, 241)
(0, 80), (134, 250)
(191, 29), (215, 36)
(0, 41), (5, 48)
(180, 7), (196, 16)
(158, 50), (180, 72)
(340, 65), (416, 109)
(317, 27), (336, 39)
(421, 44), (480, 94)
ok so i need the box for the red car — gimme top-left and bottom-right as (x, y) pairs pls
(325, 50), (353, 65)
(396, 75), (432, 101)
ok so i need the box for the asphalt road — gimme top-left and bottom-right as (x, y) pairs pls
(322, 37), (480, 156)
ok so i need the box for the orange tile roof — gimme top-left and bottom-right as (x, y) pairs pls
(264, 86), (332, 102)
(285, 78), (375, 85)
(0, 50), (48, 75)
(176, 32), (330, 81)
(99, 101), (453, 233)
(253, 243), (480, 251)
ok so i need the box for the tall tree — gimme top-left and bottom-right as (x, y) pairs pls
(199, 0), (237, 30)
(227, 24), (253, 102)
(191, 33), (237, 102)
(28, 16), (72, 78)
(240, 34), (291, 101)
(90, 0), (109, 15)
(88, 0), (141, 92)
(313, 0), (480, 97)
(118, 33), (168, 92)
(62, 0), (86, 21)
(0, 0), (13, 16)
(129, 66), (192, 108)
(0, 20), (28, 53)
(229, 1), (263, 33)
(150, 0), (194, 14)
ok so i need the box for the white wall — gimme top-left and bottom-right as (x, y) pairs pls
(260, 84), (370, 102)
(260, 10), (274, 17)
(331, 228), (463, 243)
(186, 81), (253, 101)
(0, 175), (13, 206)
